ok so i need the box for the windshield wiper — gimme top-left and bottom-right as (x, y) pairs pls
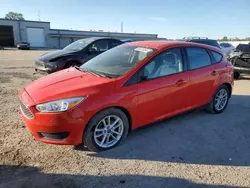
(92, 71), (112, 78)
(76, 67), (111, 78)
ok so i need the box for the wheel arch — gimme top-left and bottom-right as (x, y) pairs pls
(222, 82), (232, 97)
(83, 106), (133, 133)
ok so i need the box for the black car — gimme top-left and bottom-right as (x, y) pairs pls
(180, 37), (221, 48)
(229, 44), (250, 79)
(35, 37), (122, 74)
(17, 42), (30, 50)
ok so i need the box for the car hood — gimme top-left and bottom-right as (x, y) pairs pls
(39, 49), (77, 62)
(25, 68), (115, 103)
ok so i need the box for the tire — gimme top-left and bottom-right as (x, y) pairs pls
(83, 108), (129, 152)
(234, 72), (240, 79)
(205, 85), (230, 114)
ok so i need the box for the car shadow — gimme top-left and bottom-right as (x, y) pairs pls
(0, 165), (241, 188)
(87, 95), (250, 167)
(235, 75), (250, 80)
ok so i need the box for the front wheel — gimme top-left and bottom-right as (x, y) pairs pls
(206, 85), (230, 114)
(83, 108), (129, 152)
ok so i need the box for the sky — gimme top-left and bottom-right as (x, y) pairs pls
(1, 0), (250, 39)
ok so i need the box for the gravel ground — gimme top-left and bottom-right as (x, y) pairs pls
(1, 50), (250, 188)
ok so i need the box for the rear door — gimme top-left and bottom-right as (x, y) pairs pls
(135, 48), (189, 126)
(184, 47), (217, 109)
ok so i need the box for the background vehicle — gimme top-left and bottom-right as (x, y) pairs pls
(181, 37), (221, 48)
(20, 41), (233, 151)
(229, 44), (250, 79)
(35, 37), (122, 74)
(121, 39), (133, 44)
(219, 42), (235, 55)
(16, 41), (30, 50)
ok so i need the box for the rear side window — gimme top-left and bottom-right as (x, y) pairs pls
(186, 47), (211, 70)
(109, 40), (121, 49)
(210, 51), (223, 63)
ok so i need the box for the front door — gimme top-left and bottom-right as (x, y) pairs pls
(136, 48), (189, 126)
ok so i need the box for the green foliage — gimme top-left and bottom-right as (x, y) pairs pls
(5, 12), (25, 20)
(218, 36), (250, 41)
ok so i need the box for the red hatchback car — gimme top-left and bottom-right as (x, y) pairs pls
(19, 41), (234, 151)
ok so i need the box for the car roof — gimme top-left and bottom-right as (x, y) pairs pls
(190, 39), (216, 41)
(123, 40), (221, 52)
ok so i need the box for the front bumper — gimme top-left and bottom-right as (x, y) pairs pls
(19, 90), (86, 145)
(35, 60), (58, 74)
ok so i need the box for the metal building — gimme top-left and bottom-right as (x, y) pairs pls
(0, 19), (159, 49)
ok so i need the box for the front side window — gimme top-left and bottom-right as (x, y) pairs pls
(80, 46), (155, 78)
(186, 47), (211, 70)
(89, 40), (108, 52)
(142, 48), (184, 80)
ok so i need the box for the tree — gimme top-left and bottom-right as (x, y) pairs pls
(222, 36), (228, 41)
(5, 12), (25, 20)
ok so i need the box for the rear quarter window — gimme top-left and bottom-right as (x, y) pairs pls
(210, 51), (223, 63)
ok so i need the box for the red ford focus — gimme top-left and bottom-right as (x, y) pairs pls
(19, 41), (234, 151)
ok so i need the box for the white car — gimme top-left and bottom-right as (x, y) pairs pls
(220, 42), (235, 55)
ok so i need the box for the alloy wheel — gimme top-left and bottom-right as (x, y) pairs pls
(214, 88), (228, 111)
(94, 115), (124, 148)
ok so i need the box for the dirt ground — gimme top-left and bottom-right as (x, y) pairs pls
(1, 50), (250, 188)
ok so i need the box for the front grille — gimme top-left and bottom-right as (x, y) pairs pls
(38, 132), (70, 140)
(20, 100), (34, 119)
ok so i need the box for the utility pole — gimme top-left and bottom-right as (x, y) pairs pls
(38, 11), (41, 21)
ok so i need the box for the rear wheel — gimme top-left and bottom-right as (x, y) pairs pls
(206, 85), (230, 114)
(234, 72), (240, 79)
(83, 108), (129, 152)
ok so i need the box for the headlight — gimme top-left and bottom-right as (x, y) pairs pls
(36, 97), (86, 112)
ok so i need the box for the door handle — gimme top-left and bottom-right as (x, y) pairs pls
(175, 79), (187, 86)
(211, 71), (218, 76)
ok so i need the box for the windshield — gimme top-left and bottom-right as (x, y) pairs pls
(63, 38), (94, 51)
(80, 45), (155, 78)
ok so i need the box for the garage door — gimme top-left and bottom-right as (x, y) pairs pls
(0, 26), (14, 47)
(26, 27), (45, 47)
